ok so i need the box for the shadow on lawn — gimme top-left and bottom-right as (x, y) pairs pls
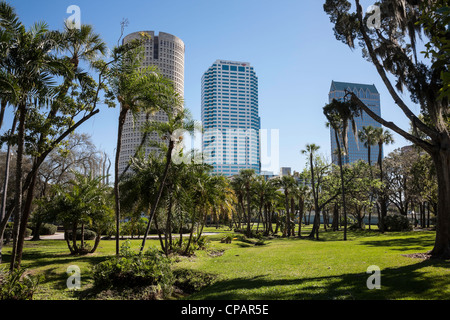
(358, 233), (435, 252)
(187, 259), (449, 300)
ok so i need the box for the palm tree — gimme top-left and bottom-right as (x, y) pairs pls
(274, 175), (297, 237)
(41, 171), (113, 255)
(236, 169), (256, 237)
(14, 22), (107, 268)
(1, 15), (71, 270)
(373, 127), (394, 232)
(294, 183), (309, 237)
(301, 144), (321, 239)
(358, 125), (378, 167)
(253, 176), (277, 234)
(107, 36), (177, 255)
(323, 99), (361, 240)
(358, 125), (379, 229)
(139, 107), (196, 254)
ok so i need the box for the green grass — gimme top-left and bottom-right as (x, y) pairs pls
(1, 227), (449, 300)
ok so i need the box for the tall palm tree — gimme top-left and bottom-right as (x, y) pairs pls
(293, 183), (309, 237)
(1, 15), (70, 270)
(107, 37), (177, 255)
(139, 107), (196, 254)
(236, 169), (256, 237)
(253, 176), (277, 234)
(323, 99), (361, 240)
(301, 144), (321, 239)
(358, 125), (379, 229)
(373, 127), (395, 231)
(358, 125), (378, 168)
(274, 175), (297, 237)
(14, 22), (107, 268)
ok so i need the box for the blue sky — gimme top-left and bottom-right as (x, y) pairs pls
(6, 0), (416, 173)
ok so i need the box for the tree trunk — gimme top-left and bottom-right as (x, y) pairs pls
(10, 102), (26, 271)
(184, 217), (196, 256)
(336, 131), (348, 241)
(114, 108), (128, 256)
(15, 167), (38, 267)
(246, 183), (252, 237)
(140, 139), (174, 254)
(90, 231), (102, 253)
(429, 149), (450, 259)
(0, 116), (16, 264)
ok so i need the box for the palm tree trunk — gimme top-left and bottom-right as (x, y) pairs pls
(140, 140), (174, 254)
(336, 131), (348, 241)
(0, 99), (6, 130)
(297, 198), (304, 237)
(114, 108), (128, 256)
(246, 184), (251, 237)
(10, 102), (26, 271)
(0, 116), (17, 264)
(15, 166), (38, 267)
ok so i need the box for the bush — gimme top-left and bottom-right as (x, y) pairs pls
(3, 227), (32, 244)
(383, 214), (413, 232)
(220, 235), (234, 244)
(92, 241), (174, 297)
(64, 229), (97, 241)
(39, 224), (57, 236)
(0, 267), (42, 300)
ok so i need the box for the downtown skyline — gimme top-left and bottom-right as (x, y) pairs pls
(2, 0), (416, 174)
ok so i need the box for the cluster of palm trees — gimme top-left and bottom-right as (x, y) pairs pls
(0, 2), (111, 269)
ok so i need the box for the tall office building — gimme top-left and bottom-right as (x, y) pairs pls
(201, 60), (261, 176)
(118, 31), (185, 174)
(329, 81), (382, 165)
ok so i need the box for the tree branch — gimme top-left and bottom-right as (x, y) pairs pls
(354, 0), (439, 141)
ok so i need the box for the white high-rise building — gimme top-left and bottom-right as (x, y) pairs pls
(201, 60), (261, 176)
(118, 31), (185, 174)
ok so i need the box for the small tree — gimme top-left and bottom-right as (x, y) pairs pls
(40, 172), (113, 255)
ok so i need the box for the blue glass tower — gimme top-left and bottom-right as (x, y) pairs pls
(201, 60), (261, 176)
(329, 81), (383, 165)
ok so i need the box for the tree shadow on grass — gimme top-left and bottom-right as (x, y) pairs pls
(358, 233), (435, 252)
(186, 259), (449, 300)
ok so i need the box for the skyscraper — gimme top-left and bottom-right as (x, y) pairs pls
(118, 31), (185, 174)
(329, 81), (382, 165)
(201, 60), (261, 176)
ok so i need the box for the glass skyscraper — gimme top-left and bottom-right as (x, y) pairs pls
(201, 60), (261, 176)
(329, 81), (382, 165)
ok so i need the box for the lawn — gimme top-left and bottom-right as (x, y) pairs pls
(1, 227), (449, 300)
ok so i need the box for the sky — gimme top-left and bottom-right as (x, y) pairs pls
(5, 0), (418, 174)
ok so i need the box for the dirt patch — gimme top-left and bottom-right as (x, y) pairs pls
(402, 252), (432, 260)
(207, 249), (225, 257)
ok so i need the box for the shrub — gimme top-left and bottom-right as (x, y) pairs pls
(221, 235), (234, 244)
(3, 227), (32, 244)
(39, 224), (57, 235)
(383, 214), (413, 232)
(92, 241), (174, 297)
(64, 229), (97, 241)
(0, 267), (42, 300)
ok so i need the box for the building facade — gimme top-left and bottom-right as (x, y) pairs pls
(329, 81), (382, 165)
(201, 60), (261, 176)
(118, 31), (185, 174)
